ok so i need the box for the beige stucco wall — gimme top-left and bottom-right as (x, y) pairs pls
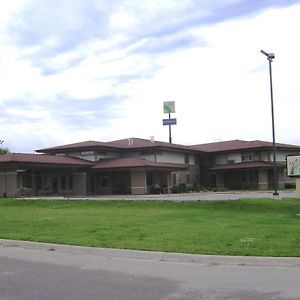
(157, 151), (196, 165)
(213, 150), (298, 165)
(227, 153), (241, 163)
(296, 178), (300, 199)
(73, 172), (87, 195)
(258, 170), (268, 190)
(67, 151), (120, 161)
(215, 154), (227, 165)
(0, 169), (17, 197)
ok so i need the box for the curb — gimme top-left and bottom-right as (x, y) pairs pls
(1, 239), (300, 268)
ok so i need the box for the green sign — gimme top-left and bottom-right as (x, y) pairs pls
(163, 101), (175, 113)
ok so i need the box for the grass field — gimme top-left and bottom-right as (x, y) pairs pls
(0, 198), (299, 257)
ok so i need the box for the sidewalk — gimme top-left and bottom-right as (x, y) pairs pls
(24, 190), (297, 202)
(1, 239), (300, 268)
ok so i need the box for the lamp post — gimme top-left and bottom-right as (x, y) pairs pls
(260, 50), (279, 196)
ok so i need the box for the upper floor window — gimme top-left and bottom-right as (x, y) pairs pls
(209, 156), (215, 165)
(241, 153), (253, 162)
(184, 154), (190, 164)
(139, 151), (154, 155)
(80, 151), (94, 156)
(97, 151), (107, 156)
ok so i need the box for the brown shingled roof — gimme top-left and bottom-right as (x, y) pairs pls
(36, 141), (113, 153)
(192, 139), (300, 153)
(106, 137), (198, 152)
(37, 137), (201, 154)
(0, 153), (93, 166)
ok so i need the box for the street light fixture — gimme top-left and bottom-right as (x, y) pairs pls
(260, 49), (279, 196)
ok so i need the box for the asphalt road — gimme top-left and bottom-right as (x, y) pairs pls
(1, 241), (300, 300)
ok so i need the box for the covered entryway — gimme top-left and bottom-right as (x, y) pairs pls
(207, 161), (285, 191)
(0, 153), (92, 197)
(91, 157), (187, 195)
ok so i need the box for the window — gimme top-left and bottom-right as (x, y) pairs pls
(184, 154), (190, 164)
(97, 151), (107, 156)
(186, 173), (191, 184)
(100, 175), (108, 187)
(23, 174), (32, 188)
(139, 151), (154, 155)
(68, 175), (73, 190)
(209, 156), (215, 165)
(241, 153), (253, 162)
(242, 173), (247, 182)
(80, 151), (94, 156)
(173, 173), (177, 185)
(61, 176), (66, 190)
(37, 176), (43, 190)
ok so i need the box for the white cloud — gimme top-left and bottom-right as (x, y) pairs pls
(1, 1), (300, 152)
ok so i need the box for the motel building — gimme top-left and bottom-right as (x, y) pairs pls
(0, 137), (300, 197)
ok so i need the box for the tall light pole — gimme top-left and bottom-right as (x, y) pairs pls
(260, 50), (279, 196)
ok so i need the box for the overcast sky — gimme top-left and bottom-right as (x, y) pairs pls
(1, 0), (300, 152)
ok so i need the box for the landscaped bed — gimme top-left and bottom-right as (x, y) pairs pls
(0, 198), (299, 257)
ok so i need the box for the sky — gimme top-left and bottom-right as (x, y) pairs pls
(1, 0), (300, 153)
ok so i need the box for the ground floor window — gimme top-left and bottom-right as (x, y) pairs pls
(69, 175), (73, 190)
(23, 173), (32, 188)
(186, 173), (191, 184)
(173, 173), (177, 185)
(61, 176), (67, 190)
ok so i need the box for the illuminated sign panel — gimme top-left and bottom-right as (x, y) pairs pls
(163, 101), (175, 113)
(286, 155), (300, 177)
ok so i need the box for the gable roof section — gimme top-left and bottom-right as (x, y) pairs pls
(92, 157), (187, 171)
(106, 137), (199, 153)
(37, 137), (202, 154)
(192, 139), (300, 153)
(0, 153), (93, 166)
(36, 140), (115, 154)
(36, 137), (300, 155)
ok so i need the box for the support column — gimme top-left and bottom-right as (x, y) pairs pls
(73, 172), (87, 195)
(0, 169), (17, 197)
(258, 170), (268, 190)
(296, 178), (300, 199)
(131, 170), (147, 195)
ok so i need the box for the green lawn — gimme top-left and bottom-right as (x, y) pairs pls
(0, 198), (299, 257)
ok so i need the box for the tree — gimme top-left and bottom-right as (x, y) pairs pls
(0, 147), (10, 154)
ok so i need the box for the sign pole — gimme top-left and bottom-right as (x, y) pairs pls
(168, 112), (172, 143)
(163, 101), (176, 144)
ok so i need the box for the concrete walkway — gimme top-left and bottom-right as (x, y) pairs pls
(24, 190), (297, 201)
(1, 239), (300, 267)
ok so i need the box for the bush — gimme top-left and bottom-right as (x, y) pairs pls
(171, 185), (178, 193)
(178, 183), (187, 193)
(192, 182), (200, 192)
